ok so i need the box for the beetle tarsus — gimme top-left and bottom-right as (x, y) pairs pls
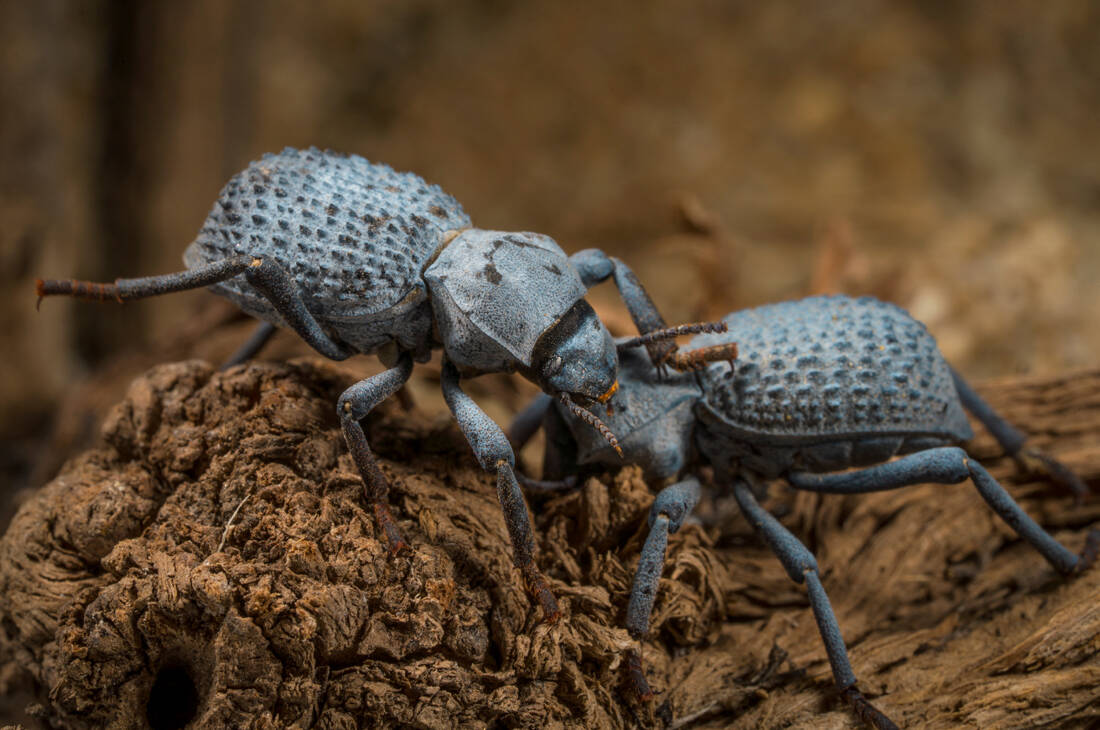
(626, 648), (654, 701)
(521, 564), (560, 624)
(1077, 528), (1100, 573)
(842, 686), (899, 730)
(374, 502), (409, 555)
(35, 277), (123, 304)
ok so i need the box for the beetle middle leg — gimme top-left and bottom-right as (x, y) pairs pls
(338, 353), (415, 553)
(731, 479), (900, 730)
(441, 360), (560, 622)
(221, 320), (278, 369)
(788, 447), (1099, 575)
(950, 366), (1089, 501)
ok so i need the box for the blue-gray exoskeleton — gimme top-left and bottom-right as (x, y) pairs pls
(37, 147), (732, 621)
(511, 293), (1096, 729)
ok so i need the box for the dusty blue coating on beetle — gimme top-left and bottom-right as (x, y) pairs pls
(186, 147), (469, 316)
(184, 147), (471, 356)
(694, 295), (971, 438)
(530, 291), (1089, 719)
(425, 229), (587, 373)
(180, 147), (604, 381)
(551, 296), (979, 480)
(690, 295), (973, 476)
(564, 344), (698, 480)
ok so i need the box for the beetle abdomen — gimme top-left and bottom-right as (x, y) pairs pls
(183, 147), (470, 327)
(692, 295), (972, 443)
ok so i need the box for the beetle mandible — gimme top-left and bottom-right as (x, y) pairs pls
(510, 293), (1098, 728)
(36, 146), (735, 619)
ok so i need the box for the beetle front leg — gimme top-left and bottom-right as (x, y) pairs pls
(338, 353), (415, 553)
(441, 360), (560, 622)
(624, 477), (701, 699)
(570, 249), (667, 343)
(570, 249), (734, 372)
(950, 366), (1089, 500)
(626, 476), (702, 638)
(732, 480), (899, 730)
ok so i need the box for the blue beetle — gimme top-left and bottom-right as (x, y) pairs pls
(36, 147), (735, 620)
(511, 294), (1096, 728)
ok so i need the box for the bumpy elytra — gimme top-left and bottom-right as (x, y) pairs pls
(38, 146), (731, 624)
(694, 296), (972, 476)
(185, 149), (471, 359)
(515, 294), (1096, 730)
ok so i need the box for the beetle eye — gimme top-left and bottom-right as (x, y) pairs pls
(543, 355), (564, 377)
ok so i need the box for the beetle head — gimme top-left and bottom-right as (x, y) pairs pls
(530, 298), (619, 406)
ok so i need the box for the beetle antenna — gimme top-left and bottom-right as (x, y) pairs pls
(617, 320), (727, 349)
(559, 393), (623, 458)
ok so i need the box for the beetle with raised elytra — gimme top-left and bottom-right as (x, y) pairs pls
(35, 146), (741, 619)
(510, 293), (1098, 729)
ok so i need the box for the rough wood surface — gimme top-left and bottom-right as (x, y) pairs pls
(1, 361), (1097, 729)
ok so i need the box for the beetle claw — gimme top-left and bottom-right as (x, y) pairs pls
(626, 649), (654, 701)
(521, 564), (560, 624)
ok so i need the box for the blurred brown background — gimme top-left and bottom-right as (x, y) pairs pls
(3, 1), (1099, 511)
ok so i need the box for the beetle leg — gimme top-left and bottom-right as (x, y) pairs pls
(514, 473), (579, 492)
(338, 353), (415, 554)
(788, 447), (1095, 576)
(507, 392), (554, 452)
(570, 249), (733, 373)
(626, 477), (702, 638)
(507, 392), (583, 492)
(950, 365), (1089, 501)
(622, 477), (701, 700)
(36, 254), (355, 362)
(36, 254), (255, 305)
(441, 360), (560, 623)
(659, 342), (739, 373)
(541, 396), (582, 487)
(221, 321), (278, 370)
(569, 249), (676, 365)
(732, 480), (899, 730)
(243, 257), (354, 361)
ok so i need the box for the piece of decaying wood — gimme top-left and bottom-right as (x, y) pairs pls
(0, 362), (1097, 729)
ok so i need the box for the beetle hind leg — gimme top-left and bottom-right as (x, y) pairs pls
(950, 365), (1089, 501)
(37, 254), (354, 362)
(36, 254), (254, 305)
(732, 480), (899, 730)
(787, 447), (1091, 576)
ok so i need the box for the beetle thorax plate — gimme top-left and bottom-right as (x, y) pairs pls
(424, 230), (587, 373)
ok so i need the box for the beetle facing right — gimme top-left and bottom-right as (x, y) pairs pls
(511, 293), (1098, 729)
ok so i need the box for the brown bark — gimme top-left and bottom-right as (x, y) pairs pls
(0, 361), (1097, 729)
